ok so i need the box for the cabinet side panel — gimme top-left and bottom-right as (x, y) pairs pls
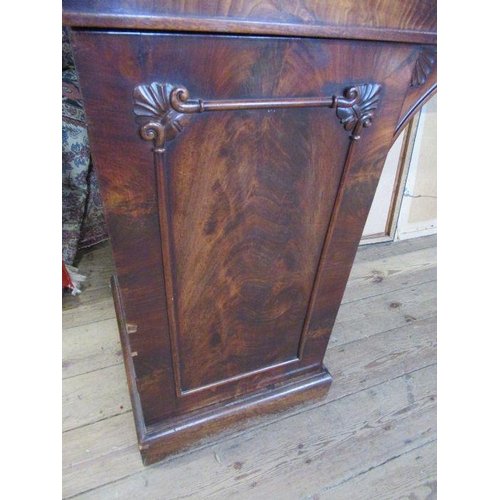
(71, 31), (420, 425)
(71, 31), (179, 424)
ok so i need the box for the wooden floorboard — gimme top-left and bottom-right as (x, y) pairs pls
(62, 235), (437, 499)
(309, 440), (437, 500)
(62, 318), (122, 380)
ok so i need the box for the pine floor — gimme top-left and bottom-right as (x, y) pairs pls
(62, 234), (437, 499)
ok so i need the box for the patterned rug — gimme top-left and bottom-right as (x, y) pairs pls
(62, 28), (108, 266)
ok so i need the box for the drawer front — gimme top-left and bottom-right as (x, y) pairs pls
(72, 31), (417, 426)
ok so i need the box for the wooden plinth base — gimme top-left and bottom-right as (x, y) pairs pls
(112, 275), (333, 465)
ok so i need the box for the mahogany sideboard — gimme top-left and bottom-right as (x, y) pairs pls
(63, 0), (437, 465)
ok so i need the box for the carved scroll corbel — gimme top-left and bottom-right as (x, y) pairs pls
(334, 84), (382, 141)
(133, 82), (382, 149)
(411, 47), (437, 87)
(133, 82), (190, 152)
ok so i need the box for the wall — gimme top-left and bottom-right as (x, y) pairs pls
(361, 95), (437, 243)
(395, 95), (437, 240)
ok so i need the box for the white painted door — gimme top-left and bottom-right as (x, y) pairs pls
(361, 95), (437, 243)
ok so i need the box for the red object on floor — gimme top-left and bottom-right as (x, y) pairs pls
(62, 260), (74, 289)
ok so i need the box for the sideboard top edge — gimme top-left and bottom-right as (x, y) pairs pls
(62, 12), (437, 45)
(62, 0), (436, 45)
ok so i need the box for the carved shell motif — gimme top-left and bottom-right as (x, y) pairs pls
(411, 47), (437, 87)
(133, 82), (190, 151)
(335, 84), (381, 140)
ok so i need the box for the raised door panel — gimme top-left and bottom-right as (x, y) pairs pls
(168, 107), (344, 392)
(72, 31), (418, 426)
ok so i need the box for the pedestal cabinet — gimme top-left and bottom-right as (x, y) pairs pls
(63, 0), (437, 465)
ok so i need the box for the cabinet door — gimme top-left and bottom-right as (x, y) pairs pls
(72, 31), (418, 426)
